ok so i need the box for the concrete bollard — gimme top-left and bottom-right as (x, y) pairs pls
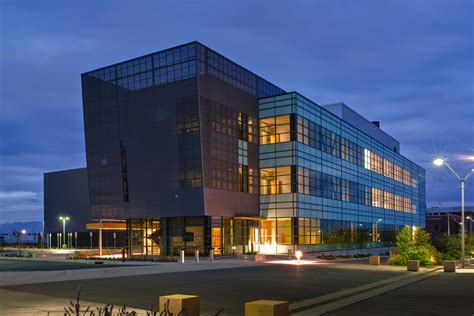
(159, 294), (199, 316)
(209, 250), (214, 262)
(407, 260), (420, 272)
(369, 256), (380, 266)
(288, 249), (292, 260)
(443, 261), (456, 272)
(180, 250), (185, 264)
(245, 300), (289, 316)
(195, 250), (199, 263)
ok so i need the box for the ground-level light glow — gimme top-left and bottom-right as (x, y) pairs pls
(295, 250), (303, 263)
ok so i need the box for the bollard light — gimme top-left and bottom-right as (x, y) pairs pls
(295, 250), (303, 264)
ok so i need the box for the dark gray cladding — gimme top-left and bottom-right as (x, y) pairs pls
(44, 168), (90, 232)
(81, 42), (281, 220)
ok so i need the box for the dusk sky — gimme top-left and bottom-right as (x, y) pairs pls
(0, 0), (473, 224)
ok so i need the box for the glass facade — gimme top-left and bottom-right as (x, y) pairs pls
(258, 92), (425, 253)
(85, 41), (284, 98)
(81, 42), (425, 257)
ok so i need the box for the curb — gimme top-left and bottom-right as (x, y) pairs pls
(290, 267), (442, 315)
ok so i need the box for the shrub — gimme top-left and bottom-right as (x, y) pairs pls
(389, 227), (434, 267)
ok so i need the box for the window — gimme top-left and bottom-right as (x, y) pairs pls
(238, 140), (248, 165)
(383, 159), (393, 179)
(238, 113), (248, 141)
(296, 116), (309, 145)
(364, 149), (383, 174)
(259, 115), (291, 145)
(298, 218), (321, 245)
(260, 166), (293, 195)
(239, 164), (249, 192)
(372, 188), (384, 208)
(394, 164), (403, 183)
(277, 218), (292, 244)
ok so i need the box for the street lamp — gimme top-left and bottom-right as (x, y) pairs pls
(433, 158), (474, 268)
(58, 216), (70, 248)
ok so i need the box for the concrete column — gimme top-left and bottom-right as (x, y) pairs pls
(209, 250), (214, 262)
(99, 228), (103, 256)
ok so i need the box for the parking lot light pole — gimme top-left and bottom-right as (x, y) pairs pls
(59, 216), (70, 248)
(433, 159), (473, 268)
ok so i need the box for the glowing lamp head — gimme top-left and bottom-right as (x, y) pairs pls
(295, 250), (303, 261)
(20, 229), (26, 235)
(433, 158), (444, 166)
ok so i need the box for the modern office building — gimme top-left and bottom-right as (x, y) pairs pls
(45, 41), (425, 256)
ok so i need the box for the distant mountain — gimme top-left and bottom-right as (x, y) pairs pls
(0, 221), (43, 234)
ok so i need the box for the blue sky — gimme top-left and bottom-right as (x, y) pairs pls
(0, 0), (473, 223)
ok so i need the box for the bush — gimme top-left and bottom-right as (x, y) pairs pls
(432, 233), (470, 263)
(389, 227), (434, 267)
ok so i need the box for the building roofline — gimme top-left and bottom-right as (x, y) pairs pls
(44, 167), (87, 176)
(80, 41), (286, 93)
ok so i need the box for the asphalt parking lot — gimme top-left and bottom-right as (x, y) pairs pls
(0, 258), (124, 271)
(3, 263), (402, 315)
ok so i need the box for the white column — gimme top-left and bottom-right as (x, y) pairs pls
(99, 228), (103, 256)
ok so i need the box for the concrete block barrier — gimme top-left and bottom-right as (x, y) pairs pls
(159, 294), (199, 316)
(407, 260), (419, 272)
(443, 261), (456, 272)
(245, 300), (289, 316)
(255, 254), (266, 262)
(369, 256), (380, 266)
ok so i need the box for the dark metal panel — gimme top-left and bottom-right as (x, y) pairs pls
(43, 168), (90, 232)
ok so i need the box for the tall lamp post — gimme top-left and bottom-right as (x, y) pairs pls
(59, 216), (70, 248)
(433, 158), (473, 268)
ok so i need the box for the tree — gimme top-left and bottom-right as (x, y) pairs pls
(395, 226), (412, 257)
(390, 227), (434, 267)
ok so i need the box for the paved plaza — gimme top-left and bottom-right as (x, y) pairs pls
(0, 257), (472, 315)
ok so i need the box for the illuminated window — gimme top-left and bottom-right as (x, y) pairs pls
(364, 149), (371, 170)
(260, 166), (293, 195)
(402, 169), (412, 186)
(277, 218), (292, 244)
(383, 159), (394, 179)
(259, 115), (291, 145)
(372, 188), (384, 208)
(298, 218), (321, 245)
(394, 165), (403, 182)
(260, 219), (276, 245)
(384, 191), (394, 209)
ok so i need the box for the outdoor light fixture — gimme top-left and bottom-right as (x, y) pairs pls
(433, 158), (444, 166)
(433, 158), (473, 268)
(20, 229), (26, 235)
(295, 250), (303, 264)
(58, 216), (70, 248)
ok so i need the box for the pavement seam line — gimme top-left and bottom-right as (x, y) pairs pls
(289, 267), (441, 313)
(291, 269), (442, 315)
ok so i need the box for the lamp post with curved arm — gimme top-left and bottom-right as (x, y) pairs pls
(433, 158), (473, 268)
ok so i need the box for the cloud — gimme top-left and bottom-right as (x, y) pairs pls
(0, 0), (472, 224)
(0, 191), (43, 223)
